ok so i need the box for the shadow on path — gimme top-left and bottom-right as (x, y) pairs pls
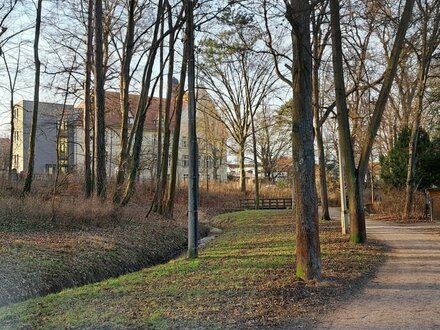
(315, 217), (440, 330)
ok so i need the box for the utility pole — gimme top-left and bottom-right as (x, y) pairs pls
(338, 139), (349, 234)
(187, 0), (199, 259)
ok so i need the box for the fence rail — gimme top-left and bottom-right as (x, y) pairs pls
(239, 198), (292, 210)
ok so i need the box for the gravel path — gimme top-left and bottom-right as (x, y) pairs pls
(315, 219), (440, 330)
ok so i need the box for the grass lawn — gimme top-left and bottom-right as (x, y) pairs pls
(0, 209), (385, 329)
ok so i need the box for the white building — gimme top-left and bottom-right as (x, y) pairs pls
(13, 90), (228, 184)
(12, 100), (79, 176)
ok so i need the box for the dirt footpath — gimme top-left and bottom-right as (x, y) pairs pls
(315, 219), (440, 329)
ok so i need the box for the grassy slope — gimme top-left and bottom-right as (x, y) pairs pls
(0, 210), (384, 329)
(0, 205), (193, 307)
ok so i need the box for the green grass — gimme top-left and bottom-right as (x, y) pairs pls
(0, 211), (195, 307)
(0, 210), (385, 329)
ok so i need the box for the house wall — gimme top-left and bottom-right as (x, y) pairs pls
(12, 101), (25, 173)
(12, 100), (77, 175)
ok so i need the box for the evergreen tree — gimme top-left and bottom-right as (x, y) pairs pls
(380, 127), (440, 189)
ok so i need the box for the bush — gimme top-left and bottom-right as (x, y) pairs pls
(375, 188), (426, 221)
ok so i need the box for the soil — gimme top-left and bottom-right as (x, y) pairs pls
(313, 218), (440, 329)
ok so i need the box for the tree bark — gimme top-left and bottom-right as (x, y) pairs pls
(155, 0), (175, 214)
(286, 0), (321, 280)
(187, 0), (198, 259)
(165, 32), (188, 217)
(316, 126), (331, 220)
(330, 0), (366, 243)
(94, 0), (107, 199)
(239, 142), (246, 193)
(8, 90), (14, 179)
(311, 0), (331, 221)
(84, 0), (93, 198)
(113, 0), (137, 203)
(23, 0), (42, 194)
(251, 112), (260, 209)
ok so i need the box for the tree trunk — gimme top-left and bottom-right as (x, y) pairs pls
(155, 0), (175, 214)
(165, 33), (188, 217)
(330, 0), (414, 242)
(94, 0), (107, 199)
(156, 16), (165, 179)
(330, 0), (366, 243)
(404, 96), (422, 218)
(187, 0), (198, 259)
(286, 0), (321, 281)
(150, 11), (165, 213)
(121, 0), (164, 205)
(239, 143), (246, 193)
(316, 127), (330, 220)
(311, 0), (330, 221)
(8, 94), (14, 179)
(251, 112), (260, 209)
(84, 0), (93, 198)
(23, 0), (42, 194)
(113, 0), (137, 203)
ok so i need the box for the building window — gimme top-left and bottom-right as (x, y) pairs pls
(45, 164), (56, 175)
(181, 136), (187, 148)
(14, 131), (19, 141)
(58, 120), (68, 131)
(13, 155), (19, 168)
(183, 173), (188, 181)
(182, 155), (189, 167)
(205, 156), (212, 168)
(59, 160), (68, 173)
(59, 137), (68, 155)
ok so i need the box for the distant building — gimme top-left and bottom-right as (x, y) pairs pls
(272, 157), (293, 182)
(12, 100), (79, 175)
(12, 90), (228, 183)
(227, 163), (261, 182)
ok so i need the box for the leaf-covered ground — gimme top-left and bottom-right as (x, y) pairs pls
(0, 205), (204, 307)
(0, 210), (385, 329)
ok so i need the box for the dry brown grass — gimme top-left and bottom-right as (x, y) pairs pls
(374, 188), (427, 222)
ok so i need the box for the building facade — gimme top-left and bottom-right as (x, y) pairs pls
(13, 92), (228, 184)
(12, 100), (78, 176)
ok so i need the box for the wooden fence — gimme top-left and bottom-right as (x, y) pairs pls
(239, 198), (293, 210)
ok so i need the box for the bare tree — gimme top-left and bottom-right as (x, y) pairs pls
(263, 0), (321, 280)
(164, 30), (189, 217)
(311, 0), (331, 220)
(113, 0), (139, 203)
(84, 0), (93, 198)
(120, 0), (168, 205)
(1, 42), (22, 179)
(94, 0), (107, 199)
(255, 105), (290, 182)
(198, 9), (277, 193)
(154, 0), (177, 214)
(0, 0), (19, 56)
(22, 0), (42, 194)
(404, 0), (440, 217)
(329, 0), (415, 242)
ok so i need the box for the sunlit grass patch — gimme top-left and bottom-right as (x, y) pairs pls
(0, 209), (385, 329)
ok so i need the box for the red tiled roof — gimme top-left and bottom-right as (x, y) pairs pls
(78, 91), (183, 130)
(275, 157), (293, 172)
